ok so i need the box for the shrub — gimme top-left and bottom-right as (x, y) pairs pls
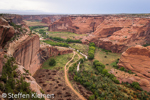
(49, 58), (56, 66)
(88, 43), (96, 60)
(79, 58), (84, 63)
(131, 82), (142, 90)
(89, 95), (95, 100)
(114, 80), (120, 84)
(0, 83), (4, 91)
(120, 67), (125, 71)
(93, 60), (99, 65)
(102, 69), (108, 75)
(95, 62), (105, 69)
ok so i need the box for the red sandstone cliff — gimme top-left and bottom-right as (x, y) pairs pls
(116, 45), (150, 91)
(22, 15), (67, 22)
(0, 17), (15, 75)
(3, 14), (23, 24)
(41, 17), (51, 24)
(48, 16), (104, 34)
(86, 16), (150, 53)
(10, 34), (72, 75)
(48, 15), (150, 53)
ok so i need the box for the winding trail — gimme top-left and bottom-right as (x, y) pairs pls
(64, 51), (86, 100)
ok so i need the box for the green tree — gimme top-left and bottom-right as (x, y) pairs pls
(49, 58), (56, 66)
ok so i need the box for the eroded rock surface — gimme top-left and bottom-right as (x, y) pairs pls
(41, 17), (51, 24)
(116, 45), (150, 91)
(49, 15), (150, 53)
(48, 16), (104, 34)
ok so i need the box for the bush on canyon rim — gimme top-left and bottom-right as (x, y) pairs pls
(49, 58), (56, 66)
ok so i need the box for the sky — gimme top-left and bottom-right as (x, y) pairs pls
(0, 0), (150, 15)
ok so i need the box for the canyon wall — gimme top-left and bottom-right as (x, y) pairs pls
(22, 15), (67, 22)
(0, 17), (15, 75)
(89, 16), (150, 53)
(3, 14), (23, 24)
(12, 35), (73, 75)
(41, 17), (51, 24)
(48, 15), (150, 53)
(48, 16), (104, 34)
(13, 35), (41, 75)
(117, 45), (150, 91)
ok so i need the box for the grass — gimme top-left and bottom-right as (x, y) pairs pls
(33, 27), (87, 40)
(82, 60), (94, 72)
(42, 53), (73, 70)
(94, 47), (121, 70)
(69, 43), (89, 55)
(24, 20), (48, 26)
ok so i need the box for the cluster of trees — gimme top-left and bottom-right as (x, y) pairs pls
(93, 60), (120, 84)
(29, 26), (45, 31)
(43, 40), (69, 47)
(88, 42), (96, 60)
(69, 58), (150, 100)
(49, 36), (82, 43)
(0, 56), (44, 100)
(101, 48), (112, 53)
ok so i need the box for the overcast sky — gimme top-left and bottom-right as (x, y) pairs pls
(0, 0), (150, 15)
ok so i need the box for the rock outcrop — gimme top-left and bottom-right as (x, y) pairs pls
(109, 68), (150, 91)
(88, 16), (150, 53)
(41, 17), (51, 24)
(0, 17), (15, 75)
(48, 15), (150, 53)
(48, 16), (104, 34)
(0, 17), (15, 47)
(3, 14), (23, 24)
(9, 34), (73, 75)
(16, 64), (43, 94)
(22, 15), (67, 22)
(116, 45), (150, 91)
(40, 45), (73, 60)
(12, 35), (41, 75)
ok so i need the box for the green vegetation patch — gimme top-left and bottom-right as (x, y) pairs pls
(43, 40), (69, 47)
(69, 58), (149, 100)
(88, 42), (96, 60)
(42, 53), (73, 70)
(94, 48), (121, 70)
(69, 43), (89, 55)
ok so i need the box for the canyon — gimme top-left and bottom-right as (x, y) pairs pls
(22, 15), (67, 22)
(49, 15), (150, 53)
(1, 13), (150, 100)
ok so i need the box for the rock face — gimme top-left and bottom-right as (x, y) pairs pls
(16, 65), (43, 96)
(41, 17), (51, 24)
(48, 15), (150, 53)
(117, 45), (150, 91)
(3, 14), (23, 24)
(12, 35), (73, 75)
(40, 45), (73, 60)
(0, 17), (15, 76)
(89, 17), (150, 53)
(0, 17), (15, 47)
(109, 68), (150, 91)
(48, 16), (104, 34)
(13, 35), (41, 75)
(22, 15), (67, 22)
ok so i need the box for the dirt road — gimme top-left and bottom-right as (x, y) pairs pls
(64, 51), (86, 100)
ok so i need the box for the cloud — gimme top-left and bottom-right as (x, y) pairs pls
(0, 0), (150, 14)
